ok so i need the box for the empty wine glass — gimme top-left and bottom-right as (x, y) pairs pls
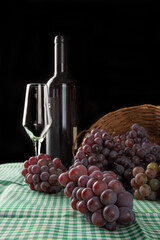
(22, 83), (52, 156)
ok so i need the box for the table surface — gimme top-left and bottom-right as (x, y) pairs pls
(0, 162), (160, 240)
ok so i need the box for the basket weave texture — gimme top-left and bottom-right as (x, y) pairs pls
(73, 105), (160, 154)
(90, 104), (160, 144)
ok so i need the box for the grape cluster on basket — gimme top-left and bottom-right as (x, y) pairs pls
(59, 164), (135, 231)
(73, 123), (160, 194)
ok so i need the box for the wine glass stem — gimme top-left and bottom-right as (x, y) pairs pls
(34, 140), (41, 156)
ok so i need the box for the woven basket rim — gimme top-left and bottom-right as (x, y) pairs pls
(89, 104), (160, 130)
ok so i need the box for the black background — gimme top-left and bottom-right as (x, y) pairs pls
(0, 0), (160, 164)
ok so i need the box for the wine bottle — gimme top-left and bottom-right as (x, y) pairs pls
(46, 35), (77, 169)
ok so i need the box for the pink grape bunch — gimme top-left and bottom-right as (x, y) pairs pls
(21, 153), (67, 193)
(74, 124), (160, 190)
(59, 164), (135, 231)
(131, 162), (160, 200)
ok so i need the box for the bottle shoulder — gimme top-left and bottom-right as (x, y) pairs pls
(47, 74), (75, 88)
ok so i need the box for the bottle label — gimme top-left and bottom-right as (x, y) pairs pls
(73, 126), (78, 149)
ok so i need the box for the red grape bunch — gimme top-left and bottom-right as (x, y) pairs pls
(74, 124), (160, 190)
(131, 162), (160, 200)
(21, 153), (67, 193)
(59, 164), (135, 231)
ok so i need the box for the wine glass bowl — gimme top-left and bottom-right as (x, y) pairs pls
(22, 83), (52, 155)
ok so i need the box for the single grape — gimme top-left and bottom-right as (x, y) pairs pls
(87, 178), (97, 188)
(102, 147), (110, 157)
(32, 165), (40, 174)
(91, 209), (106, 227)
(87, 196), (103, 212)
(88, 166), (100, 175)
(94, 137), (103, 145)
(76, 150), (86, 160)
(40, 165), (49, 173)
(78, 175), (90, 187)
(135, 173), (148, 185)
(145, 168), (157, 179)
(147, 162), (159, 173)
(102, 175), (115, 184)
(28, 165), (33, 174)
(139, 184), (151, 197)
(76, 200), (89, 214)
(40, 172), (49, 181)
(81, 188), (95, 202)
(49, 167), (57, 175)
(76, 165), (88, 176)
(132, 166), (145, 177)
(83, 144), (92, 154)
(59, 172), (71, 186)
(69, 167), (82, 182)
(130, 178), (140, 189)
(21, 168), (28, 177)
(24, 160), (30, 168)
(144, 154), (156, 163)
(134, 189), (144, 200)
(102, 132), (111, 141)
(132, 156), (140, 165)
(53, 158), (62, 168)
(125, 138), (134, 148)
(94, 131), (102, 138)
(49, 174), (58, 185)
(100, 189), (117, 205)
(92, 144), (101, 153)
(104, 221), (120, 231)
(115, 164), (125, 175)
(37, 159), (47, 167)
(147, 190), (157, 201)
(26, 173), (33, 184)
(29, 183), (35, 190)
(70, 198), (78, 210)
(49, 185), (62, 194)
(108, 180), (125, 194)
(103, 204), (119, 222)
(81, 158), (89, 167)
(65, 181), (77, 197)
(97, 154), (105, 163)
(108, 150), (118, 160)
(105, 140), (113, 149)
(88, 156), (98, 165)
(82, 134), (94, 146)
(148, 178), (160, 191)
(92, 180), (108, 196)
(32, 174), (40, 183)
(29, 156), (38, 165)
(118, 207), (135, 225)
(89, 170), (103, 180)
(41, 181), (50, 192)
(150, 145), (160, 155)
(76, 187), (85, 200)
(116, 191), (133, 208)
(35, 182), (42, 192)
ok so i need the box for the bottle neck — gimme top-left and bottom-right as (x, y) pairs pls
(54, 36), (67, 75)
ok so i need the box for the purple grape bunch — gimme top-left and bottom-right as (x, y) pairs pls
(74, 123), (160, 190)
(59, 164), (135, 231)
(22, 153), (67, 193)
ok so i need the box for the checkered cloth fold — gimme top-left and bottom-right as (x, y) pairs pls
(0, 163), (160, 240)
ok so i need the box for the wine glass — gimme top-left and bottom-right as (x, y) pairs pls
(22, 83), (52, 156)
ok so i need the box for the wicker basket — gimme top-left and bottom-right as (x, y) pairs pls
(73, 104), (160, 155)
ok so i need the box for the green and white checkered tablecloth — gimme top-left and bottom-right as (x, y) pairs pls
(0, 163), (160, 240)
